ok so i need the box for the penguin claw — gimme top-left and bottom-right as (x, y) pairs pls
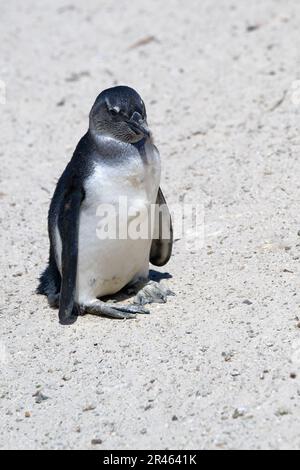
(111, 303), (150, 315)
(82, 300), (150, 319)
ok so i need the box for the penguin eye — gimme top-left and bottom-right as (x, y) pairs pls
(110, 107), (120, 117)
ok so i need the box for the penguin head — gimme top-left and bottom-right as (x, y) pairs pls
(89, 86), (151, 143)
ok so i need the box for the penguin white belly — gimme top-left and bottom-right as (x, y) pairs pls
(76, 147), (161, 304)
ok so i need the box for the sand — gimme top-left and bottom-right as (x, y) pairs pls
(1, 0), (300, 450)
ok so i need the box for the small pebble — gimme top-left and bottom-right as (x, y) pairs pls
(247, 24), (260, 32)
(57, 99), (66, 107)
(232, 408), (246, 419)
(91, 438), (103, 445)
(276, 408), (290, 417)
(33, 391), (49, 404)
(144, 404), (153, 411)
(83, 404), (96, 412)
(222, 351), (235, 362)
(231, 370), (241, 377)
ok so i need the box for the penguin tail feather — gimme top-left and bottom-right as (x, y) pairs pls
(37, 261), (61, 298)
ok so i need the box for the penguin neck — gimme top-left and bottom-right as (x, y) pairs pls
(89, 128), (148, 150)
(89, 128), (125, 149)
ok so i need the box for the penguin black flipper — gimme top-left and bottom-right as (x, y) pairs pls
(150, 187), (173, 267)
(58, 174), (84, 324)
(132, 188), (174, 306)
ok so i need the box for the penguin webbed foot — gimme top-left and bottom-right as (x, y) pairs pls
(80, 300), (150, 319)
(133, 281), (175, 306)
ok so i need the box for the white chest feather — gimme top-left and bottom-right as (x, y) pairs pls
(75, 144), (161, 302)
(86, 145), (160, 205)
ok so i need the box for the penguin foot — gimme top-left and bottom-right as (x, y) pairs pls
(133, 281), (175, 306)
(80, 300), (150, 319)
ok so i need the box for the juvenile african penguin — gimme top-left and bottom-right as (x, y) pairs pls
(37, 86), (173, 324)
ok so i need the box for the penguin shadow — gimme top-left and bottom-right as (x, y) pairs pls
(101, 270), (173, 304)
(149, 270), (172, 283)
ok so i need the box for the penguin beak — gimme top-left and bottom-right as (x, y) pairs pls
(128, 112), (151, 138)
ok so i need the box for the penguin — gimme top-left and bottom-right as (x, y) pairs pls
(37, 86), (173, 324)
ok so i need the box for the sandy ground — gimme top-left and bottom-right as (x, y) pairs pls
(1, 0), (300, 451)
